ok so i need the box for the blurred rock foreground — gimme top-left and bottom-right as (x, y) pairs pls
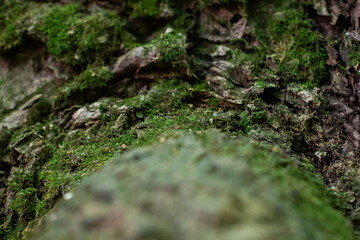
(1, 0), (360, 239)
(33, 132), (353, 240)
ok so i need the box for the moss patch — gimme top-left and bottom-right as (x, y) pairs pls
(0, 2), (136, 65)
(157, 30), (187, 68)
(75, 65), (113, 91)
(38, 4), (131, 65)
(230, 1), (328, 88)
(266, 8), (328, 86)
(129, 0), (163, 18)
(0, 0), (29, 49)
(0, 79), (219, 239)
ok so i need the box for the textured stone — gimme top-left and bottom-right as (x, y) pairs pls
(33, 132), (353, 240)
(0, 47), (68, 115)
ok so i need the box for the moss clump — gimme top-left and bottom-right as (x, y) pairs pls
(238, 110), (253, 133)
(344, 32), (360, 69)
(0, 0), (29, 49)
(75, 65), (113, 91)
(39, 5), (130, 65)
(237, 99), (268, 134)
(142, 29), (188, 68)
(4, 167), (48, 239)
(144, 29), (188, 68)
(54, 65), (112, 103)
(38, 4), (79, 60)
(0, 2), (137, 63)
(230, 2), (328, 88)
(129, 0), (163, 18)
(347, 45), (360, 68)
(228, 45), (267, 81)
(9, 188), (40, 221)
(157, 30), (187, 67)
(267, 9), (328, 86)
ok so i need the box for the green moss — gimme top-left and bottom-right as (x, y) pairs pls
(0, 2), (137, 62)
(345, 33), (360, 69)
(0, 22), (21, 49)
(75, 65), (113, 91)
(9, 188), (39, 220)
(348, 48), (360, 67)
(38, 5), (130, 65)
(129, 0), (162, 18)
(4, 169), (46, 238)
(54, 65), (112, 104)
(0, 0), (29, 49)
(158, 31), (187, 67)
(208, 98), (220, 108)
(228, 43), (267, 82)
(26, 98), (51, 125)
(55, 80), (81, 103)
(38, 4), (79, 59)
(8, 169), (35, 193)
(1, 79), (220, 239)
(144, 29), (188, 68)
(173, 12), (191, 29)
(239, 110), (253, 133)
(267, 9), (328, 86)
(229, 2), (328, 88)
(36, 81), (216, 214)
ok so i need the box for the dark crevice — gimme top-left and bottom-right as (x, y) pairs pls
(259, 88), (281, 105)
(230, 13), (242, 24)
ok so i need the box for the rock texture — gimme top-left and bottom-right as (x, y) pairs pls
(1, 0), (360, 239)
(33, 132), (353, 240)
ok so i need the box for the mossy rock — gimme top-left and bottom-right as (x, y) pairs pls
(33, 131), (354, 240)
(38, 4), (129, 65)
